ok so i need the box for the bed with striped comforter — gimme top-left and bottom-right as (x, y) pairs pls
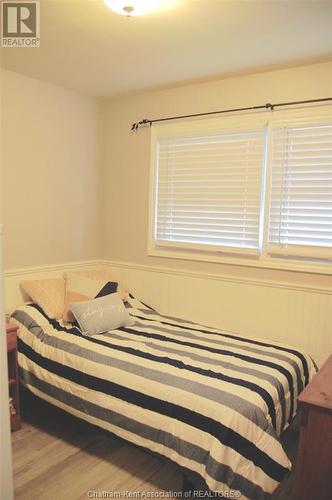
(12, 295), (316, 500)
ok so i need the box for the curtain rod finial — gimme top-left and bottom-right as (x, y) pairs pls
(131, 119), (151, 131)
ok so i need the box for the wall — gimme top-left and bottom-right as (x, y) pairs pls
(0, 70), (103, 270)
(1, 63), (331, 367)
(102, 62), (332, 366)
(103, 61), (332, 283)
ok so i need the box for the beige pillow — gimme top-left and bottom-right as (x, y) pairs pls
(20, 278), (65, 319)
(63, 271), (128, 322)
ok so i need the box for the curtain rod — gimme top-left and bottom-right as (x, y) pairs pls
(131, 97), (332, 131)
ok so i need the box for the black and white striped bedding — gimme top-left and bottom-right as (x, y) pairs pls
(12, 296), (316, 500)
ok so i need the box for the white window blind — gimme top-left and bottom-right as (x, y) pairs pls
(153, 121), (267, 255)
(268, 114), (332, 260)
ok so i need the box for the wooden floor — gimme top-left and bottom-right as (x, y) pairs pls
(12, 393), (299, 500)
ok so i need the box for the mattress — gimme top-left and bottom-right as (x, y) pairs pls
(12, 295), (316, 500)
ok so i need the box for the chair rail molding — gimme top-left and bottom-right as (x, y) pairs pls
(4, 259), (105, 278)
(4, 259), (105, 312)
(101, 259), (332, 295)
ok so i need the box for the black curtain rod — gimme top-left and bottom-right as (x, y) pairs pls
(131, 97), (332, 131)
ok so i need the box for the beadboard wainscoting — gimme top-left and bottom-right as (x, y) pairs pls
(103, 260), (332, 368)
(4, 259), (331, 368)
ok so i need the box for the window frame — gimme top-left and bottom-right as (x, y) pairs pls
(148, 111), (332, 276)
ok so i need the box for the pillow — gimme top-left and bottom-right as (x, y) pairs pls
(72, 269), (129, 302)
(69, 293), (135, 336)
(71, 269), (114, 280)
(63, 272), (127, 322)
(20, 278), (65, 319)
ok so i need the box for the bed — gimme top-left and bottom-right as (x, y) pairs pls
(11, 294), (316, 500)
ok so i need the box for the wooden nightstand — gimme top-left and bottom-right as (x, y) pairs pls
(293, 354), (332, 500)
(6, 323), (21, 432)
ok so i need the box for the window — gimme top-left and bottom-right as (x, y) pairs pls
(155, 125), (266, 255)
(268, 121), (332, 260)
(149, 106), (332, 272)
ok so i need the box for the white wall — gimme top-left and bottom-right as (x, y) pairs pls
(102, 61), (332, 284)
(0, 70), (104, 494)
(1, 62), (331, 367)
(0, 70), (103, 270)
(102, 62), (332, 366)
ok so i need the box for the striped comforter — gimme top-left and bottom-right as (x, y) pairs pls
(12, 296), (316, 500)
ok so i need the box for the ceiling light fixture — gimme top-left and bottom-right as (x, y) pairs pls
(103, 0), (177, 17)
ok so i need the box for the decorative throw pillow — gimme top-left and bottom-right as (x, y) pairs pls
(63, 272), (127, 322)
(20, 278), (65, 319)
(70, 293), (135, 336)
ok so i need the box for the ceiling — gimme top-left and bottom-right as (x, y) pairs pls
(1, 0), (331, 98)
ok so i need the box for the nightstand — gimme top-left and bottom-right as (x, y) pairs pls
(292, 354), (332, 500)
(6, 323), (21, 432)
